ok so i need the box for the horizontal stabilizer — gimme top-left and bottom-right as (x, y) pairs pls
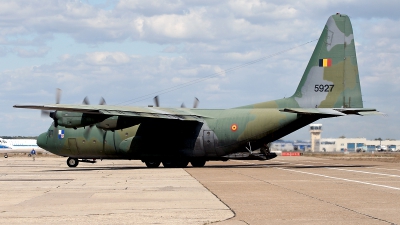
(334, 108), (386, 116)
(281, 108), (384, 117)
(281, 108), (346, 117)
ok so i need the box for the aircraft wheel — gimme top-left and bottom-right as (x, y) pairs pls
(175, 161), (189, 168)
(190, 160), (206, 167)
(67, 157), (79, 167)
(145, 161), (161, 168)
(28, 154), (31, 157)
(162, 161), (175, 168)
(4, 154), (8, 158)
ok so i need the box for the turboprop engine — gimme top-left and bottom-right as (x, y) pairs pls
(50, 111), (110, 129)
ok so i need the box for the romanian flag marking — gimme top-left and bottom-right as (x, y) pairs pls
(319, 58), (332, 67)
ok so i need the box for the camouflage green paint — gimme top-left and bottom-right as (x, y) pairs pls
(239, 14), (362, 109)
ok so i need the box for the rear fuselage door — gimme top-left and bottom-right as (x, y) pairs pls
(203, 130), (216, 156)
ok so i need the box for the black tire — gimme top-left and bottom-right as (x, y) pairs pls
(190, 160), (206, 167)
(175, 161), (189, 168)
(145, 161), (161, 168)
(67, 157), (79, 167)
(4, 154), (8, 159)
(162, 161), (175, 168)
(28, 154), (31, 157)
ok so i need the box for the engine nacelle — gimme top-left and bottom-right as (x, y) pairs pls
(96, 116), (142, 130)
(54, 111), (110, 128)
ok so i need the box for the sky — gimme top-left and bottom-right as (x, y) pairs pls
(1, 0), (399, 140)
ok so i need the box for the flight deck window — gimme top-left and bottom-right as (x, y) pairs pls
(48, 130), (53, 137)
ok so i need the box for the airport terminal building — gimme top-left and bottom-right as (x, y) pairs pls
(271, 138), (400, 152)
(271, 124), (400, 152)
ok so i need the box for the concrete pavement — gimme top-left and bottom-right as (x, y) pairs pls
(0, 157), (233, 224)
(2, 155), (400, 224)
(186, 156), (400, 225)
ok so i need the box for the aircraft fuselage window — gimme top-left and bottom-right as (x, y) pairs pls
(48, 130), (53, 137)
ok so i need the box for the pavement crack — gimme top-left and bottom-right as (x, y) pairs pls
(185, 169), (236, 224)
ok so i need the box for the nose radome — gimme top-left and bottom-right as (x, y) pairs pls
(37, 132), (47, 149)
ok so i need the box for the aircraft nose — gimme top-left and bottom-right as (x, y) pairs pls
(37, 132), (47, 149)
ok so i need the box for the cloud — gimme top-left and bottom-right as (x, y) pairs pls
(14, 46), (51, 58)
(85, 52), (131, 65)
(1, 0), (400, 140)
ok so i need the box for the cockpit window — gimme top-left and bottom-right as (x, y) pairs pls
(48, 130), (53, 137)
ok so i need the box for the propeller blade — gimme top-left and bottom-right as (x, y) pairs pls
(181, 103), (186, 108)
(193, 97), (199, 108)
(82, 96), (90, 105)
(56, 88), (62, 104)
(41, 110), (51, 118)
(84, 124), (105, 139)
(99, 97), (106, 105)
(83, 124), (93, 139)
(153, 96), (160, 107)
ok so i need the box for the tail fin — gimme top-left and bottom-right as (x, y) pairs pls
(292, 13), (363, 108)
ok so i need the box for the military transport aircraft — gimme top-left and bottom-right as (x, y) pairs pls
(14, 14), (381, 168)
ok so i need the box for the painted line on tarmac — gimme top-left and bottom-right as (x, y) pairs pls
(299, 159), (400, 173)
(327, 167), (400, 178)
(278, 167), (400, 191)
(234, 160), (397, 224)
(274, 160), (400, 178)
(238, 160), (400, 191)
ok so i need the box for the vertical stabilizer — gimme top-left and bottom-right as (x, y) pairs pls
(292, 13), (363, 108)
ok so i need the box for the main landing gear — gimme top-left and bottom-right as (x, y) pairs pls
(190, 160), (206, 167)
(143, 159), (206, 168)
(145, 161), (161, 168)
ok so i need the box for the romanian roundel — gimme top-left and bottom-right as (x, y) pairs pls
(231, 124), (238, 132)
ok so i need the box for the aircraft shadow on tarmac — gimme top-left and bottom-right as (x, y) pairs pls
(196, 163), (374, 169)
(42, 163), (375, 172)
(44, 166), (149, 172)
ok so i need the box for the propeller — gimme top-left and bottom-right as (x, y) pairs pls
(82, 96), (106, 138)
(41, 88), (62, 127)
(193, 97), (199, 108)
(56, 88), (61, 104)
(181, 97), (200, 108)
(153, 96), (160, 107)
(82, 96), (106, 106)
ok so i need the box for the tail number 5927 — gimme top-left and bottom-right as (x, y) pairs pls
(314, 84), (334, 92)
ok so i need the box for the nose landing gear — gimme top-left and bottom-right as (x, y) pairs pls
(67, 157), (79, 167)
(66, 158), (97, 167)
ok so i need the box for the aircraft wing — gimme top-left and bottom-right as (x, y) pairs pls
(281, 108), (384, 117)
(13, 104), (205, 121)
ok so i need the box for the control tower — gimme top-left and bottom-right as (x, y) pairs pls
(310, 124), (322, 152)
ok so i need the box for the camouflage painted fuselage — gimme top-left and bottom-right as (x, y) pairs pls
(38, 107), (316, 160)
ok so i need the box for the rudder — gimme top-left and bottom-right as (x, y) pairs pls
(291, 13), (363, 108)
